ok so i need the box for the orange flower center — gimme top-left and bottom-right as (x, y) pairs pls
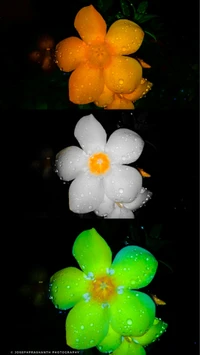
(88, 152), (110, 175)
(87, 42), (112, 68)
(90, 276), (116, 302)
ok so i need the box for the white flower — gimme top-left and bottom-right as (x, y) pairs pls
(95, 187), (153, 219)
(55, 114), (145, 214)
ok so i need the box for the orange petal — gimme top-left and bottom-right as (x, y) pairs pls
(94, 85), (114, 107)
(105, 95), (135, 109)
(123, 78), (153, 102)
(74, 5), (107, 44)
(136, 58), (151, 68)
(104, 56), (142, 94)
(69, 62), (104, 104)
(55, 37), (87, 72)
(105, 20), (144, 55)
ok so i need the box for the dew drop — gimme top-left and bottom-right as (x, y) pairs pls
(127, 319), (133, 325)
(119, 188), (124, 194)
(119, 79), (124, 85)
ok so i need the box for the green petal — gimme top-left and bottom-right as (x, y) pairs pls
(72, 228), (112, 276)
(97, 324), (122, 353)
(112, 338), (146, 355)
(133, 317), (168, 345)
(112, 245), (158, 289)
(49, 267), (89, 310)
(66, 299), (109, 349)
(110, 290), (155, 337)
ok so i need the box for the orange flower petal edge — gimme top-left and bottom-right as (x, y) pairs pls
(55, 37), (87, 72)
(123, 78), (153, 102)
(74, 5), (107, 44)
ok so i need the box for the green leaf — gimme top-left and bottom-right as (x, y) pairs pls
(97, 0), (114, 12)
(120, 0), (131, 17)
(137, 14), (159, 23)
(144, 30), (157, 41)
(137, 1), (148, 14)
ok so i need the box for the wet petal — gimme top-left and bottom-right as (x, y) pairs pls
(69, 171), (104, 213)
(106, 204), (135, 219)
(104, 56), (142, 94)
(97, 324), (122, 353)
(66, 299), (109, 349)
(106, 96), (135, 109)
(74, 114), (107, 154)
(74, 5), (107, 44)
(55, 146), (88, 181)
(110, 290), (155, 337)
(133, 317), (168, 346)
(55, 37), (87, 72)
(49, 267), (88, 310)
(94, 194), (114, 217)
(123, 78), (153, 102)
(112, 339), (146, 355)
(112, 245), (158, 289)
(105, 128), (144, 164)
(94, 84), (114, 107)
(69, 62), (104, 104)
(124, 188), (152, 211)
(72, 228), (112, 275)
(105, 20), (144, 55)
(104, 165), (142, 203)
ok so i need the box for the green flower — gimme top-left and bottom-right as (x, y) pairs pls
(49, 228), (158, 350)
(97, 317), (168, 354)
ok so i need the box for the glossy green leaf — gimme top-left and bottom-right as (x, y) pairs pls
(138, 14), (159, 24)
(137, 1), (148, 14)
(120, 0), (131, 17)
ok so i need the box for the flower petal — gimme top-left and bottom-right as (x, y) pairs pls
(72, 228), (112, 275)
(106, 205), (135, 219)
(104, 165), (142, 203)
(112, 339), (146, 355)
(66, 299), (109, 349)
(97, 324), (122, 353)
(124, 188), (152, 211)
(74, 114), (107, 154)
(94, 84), (114, 107)
(105, 128), (144, 164)
(74, 5), (107, 44)
(104, 56), (142, 94)
(110, 290), (155, 336)
(55, 146), (88, 181)
(55, 37), (87, 72)
(69, 62), (104, 104)
(49, 267), (88, 310)
(133, 317), (168, 346)
(69, 171), (104, 213)
(94, 194), (115, 217)
(123, 78), (153, 102)
(105, 20), (144, 55)
(105, 96), (135, 109)
(112, 245), (158, 289)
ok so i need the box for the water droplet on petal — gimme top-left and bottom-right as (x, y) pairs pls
(119, 188), (124, 194)
(127, 319), (133, 325)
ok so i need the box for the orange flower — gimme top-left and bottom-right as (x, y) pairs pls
(29, 34), (56, 72)
(55, 5), (145, 105)
(94, 77), (153, 109)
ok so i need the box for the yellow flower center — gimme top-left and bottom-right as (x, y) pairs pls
(88, 152), (110, 175)
(90, 276), (116, 302)
(87, 42), (112, 68)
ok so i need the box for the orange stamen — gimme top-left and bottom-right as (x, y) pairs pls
(88, 152), (110, 175)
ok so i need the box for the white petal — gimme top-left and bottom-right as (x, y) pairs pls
(94, 194), (114, 217)
(69, 171), (104, 213)
(124, 187), (153, 211)
(105, 205), (135, 219)
(104, 165), (142, 203)
(105, 128), (144, 164)
(74, 114), (107, 155)
(55, 146), (88, 181)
